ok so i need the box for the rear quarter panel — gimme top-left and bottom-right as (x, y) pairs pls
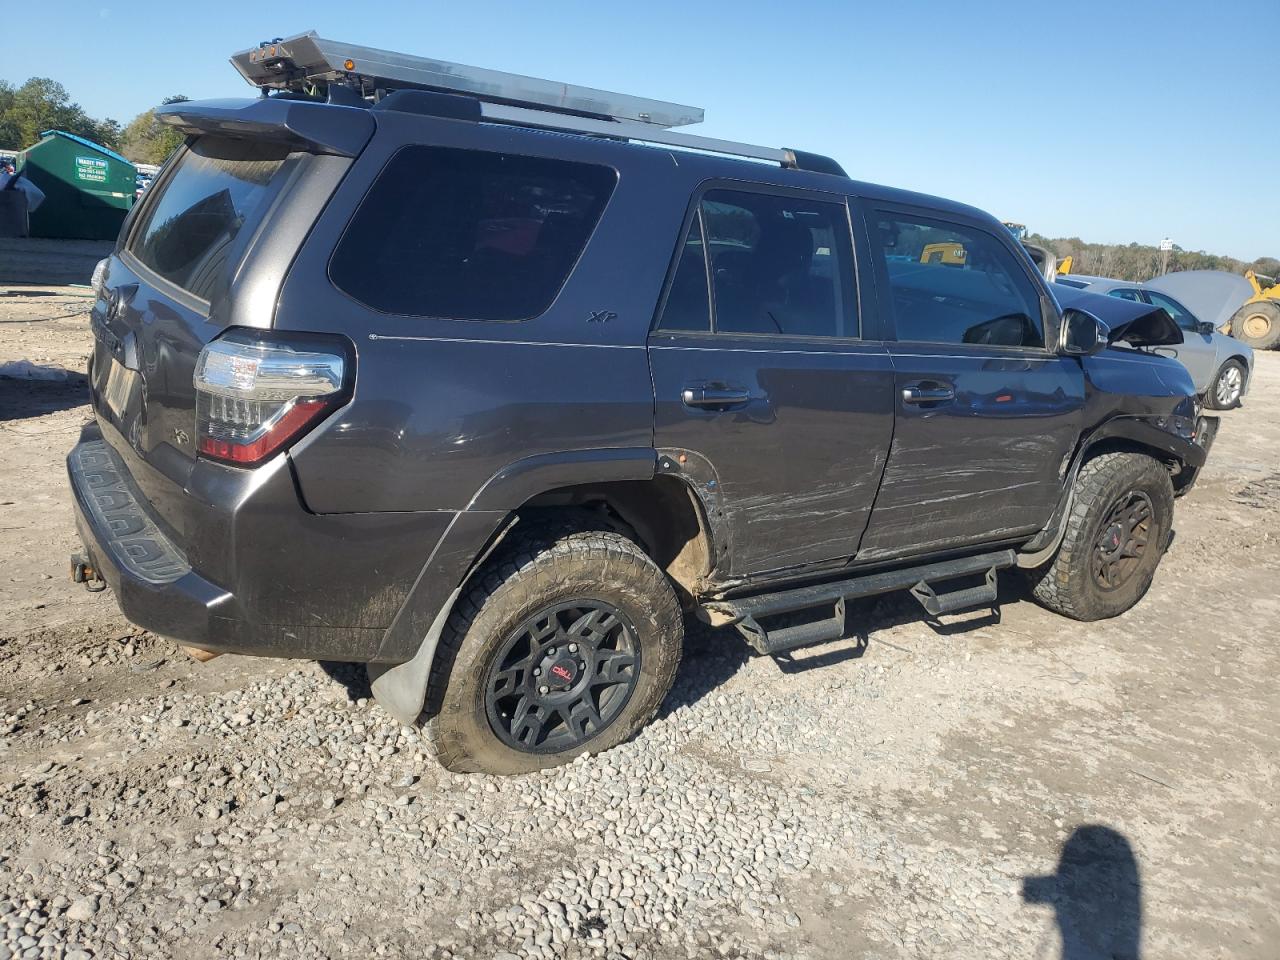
(276, 113), (693, 514)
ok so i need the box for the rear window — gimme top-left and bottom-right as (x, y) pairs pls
(128, 137), (293, 303)
(329, 146), (617, 321)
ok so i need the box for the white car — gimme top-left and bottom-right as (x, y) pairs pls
(1056, 275), (1253, 409)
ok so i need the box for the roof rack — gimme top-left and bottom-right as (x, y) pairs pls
(230, 32), (846, 176)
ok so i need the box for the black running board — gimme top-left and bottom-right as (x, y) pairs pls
(708, 549), (1016, 656)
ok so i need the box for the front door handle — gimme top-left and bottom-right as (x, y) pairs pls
(901, 383), (955, 404)
(682, 385), (751, 410)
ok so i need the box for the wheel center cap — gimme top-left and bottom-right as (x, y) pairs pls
(548, 659), (578, 688)
(1102, 523), (1124, 555)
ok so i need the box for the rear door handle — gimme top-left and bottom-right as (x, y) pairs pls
(901, 383), (955, 404)
(682, 385), (751, 410)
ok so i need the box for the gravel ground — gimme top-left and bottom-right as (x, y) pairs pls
(1, 290), (1277, 959)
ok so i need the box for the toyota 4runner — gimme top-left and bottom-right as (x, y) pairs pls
(68, 33), (1215, 774)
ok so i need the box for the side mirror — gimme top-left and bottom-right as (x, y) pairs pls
(1196, 320), (1215, 336)
(1059, 308), (1109, 356)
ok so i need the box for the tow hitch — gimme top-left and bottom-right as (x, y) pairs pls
(69, 554), (106, 592)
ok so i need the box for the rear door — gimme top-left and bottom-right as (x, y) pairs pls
(857, 204), (1085, 562)
(648, 184), (894, 576)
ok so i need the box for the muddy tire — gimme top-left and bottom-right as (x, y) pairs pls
(1026, 452), (1174, 621)
(1229, 301), (1280, 350)
(1205, 358), (1246, 410)
(424, 523), (683, 775)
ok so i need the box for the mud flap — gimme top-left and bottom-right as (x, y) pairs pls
(367, 587), (461, 726)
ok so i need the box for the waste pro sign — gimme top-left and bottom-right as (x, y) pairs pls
(74, 155), (109, 184)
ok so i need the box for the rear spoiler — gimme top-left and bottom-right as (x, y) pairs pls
(155, 97), (375, 157)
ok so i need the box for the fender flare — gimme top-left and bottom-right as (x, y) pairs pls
(367, 447), (658, 725)
(1017, 416), (1209, 567)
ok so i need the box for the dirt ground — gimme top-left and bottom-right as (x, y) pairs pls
(1, 288), (1277, 960)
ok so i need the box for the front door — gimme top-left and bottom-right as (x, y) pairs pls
(648, 185), (894, 577)
(856, 205), (1085, 562)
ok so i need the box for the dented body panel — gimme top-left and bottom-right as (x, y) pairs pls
(68, 94), (1212, 675)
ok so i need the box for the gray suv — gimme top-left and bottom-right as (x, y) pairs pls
(69, 34), (1215, 774)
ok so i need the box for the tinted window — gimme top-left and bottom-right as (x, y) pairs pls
(697, 190), (856, 337)
(1108, 288), (1144, 302)
(1144, 290), (1197, 330)
(129, 137), (293, 303)
(330, 147), (616, 321)
(874, 214), (1044, 347)
(657, 215), (711, 331)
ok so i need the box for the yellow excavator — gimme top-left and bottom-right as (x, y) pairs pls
(1230, 271), (1280, 349)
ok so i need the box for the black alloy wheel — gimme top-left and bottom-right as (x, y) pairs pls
(483, 600), (642, 754)
(1091, 490), (1153, 591)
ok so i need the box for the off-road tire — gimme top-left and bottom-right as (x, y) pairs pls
(1229, 300), (1280, 350)
(1026, 452), (1174, 621)
(1205, 358), (1246, 410)
(423, 524), (683, 775)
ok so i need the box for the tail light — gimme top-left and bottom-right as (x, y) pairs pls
(90, 258), (109, 299)
(192, 331), (351, 466)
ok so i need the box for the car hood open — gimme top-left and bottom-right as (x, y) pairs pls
(1053, 285), (1183, 347)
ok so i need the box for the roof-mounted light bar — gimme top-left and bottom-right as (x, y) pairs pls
(228, 32), (847, 177)
(231, 31), (704, 129)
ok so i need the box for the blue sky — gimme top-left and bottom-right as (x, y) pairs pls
(6, 1), (1275, 260)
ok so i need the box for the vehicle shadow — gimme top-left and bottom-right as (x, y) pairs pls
(0, 372), (89, 421)
(1023, 824), (1143, 959)
(319, 572), (1032, 717)
(661, 573), (1027, 715)
(318, 660), (372, 702)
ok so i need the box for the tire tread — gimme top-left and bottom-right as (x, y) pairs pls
(1027, 452), (1173, 621)
(423, 520), (682, 774)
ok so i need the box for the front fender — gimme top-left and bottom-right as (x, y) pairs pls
(1018, 413), (1211, 566)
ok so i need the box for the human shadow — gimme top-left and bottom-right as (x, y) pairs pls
(1023, 824), (1143, 960)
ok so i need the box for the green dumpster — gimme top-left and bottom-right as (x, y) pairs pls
(16, 130), (136, 241)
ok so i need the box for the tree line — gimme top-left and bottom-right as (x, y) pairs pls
(1029, 234), (1278, 284)
(1, 78), (187, 165)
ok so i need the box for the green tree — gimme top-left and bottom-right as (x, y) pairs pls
(1027, 233), (1276, 283)
(0, 81), (19, 148)
(0, 77), (120, 150)
(120, 95), (190, 165)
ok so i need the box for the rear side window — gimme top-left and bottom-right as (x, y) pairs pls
(656, 215), (711, 332)
(330, 147), (616, 321)
(873, 214), (1045, 348)
(657, 189), (856, 337)
(129, 137), (293, 303)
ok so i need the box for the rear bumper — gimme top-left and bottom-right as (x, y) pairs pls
(70, 434), (247, 649)
(68, 420), (459, 661)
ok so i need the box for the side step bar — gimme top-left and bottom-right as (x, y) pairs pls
(708, 550), (1016, 656)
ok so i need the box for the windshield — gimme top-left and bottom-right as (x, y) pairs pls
(128, 137), (295, 304)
